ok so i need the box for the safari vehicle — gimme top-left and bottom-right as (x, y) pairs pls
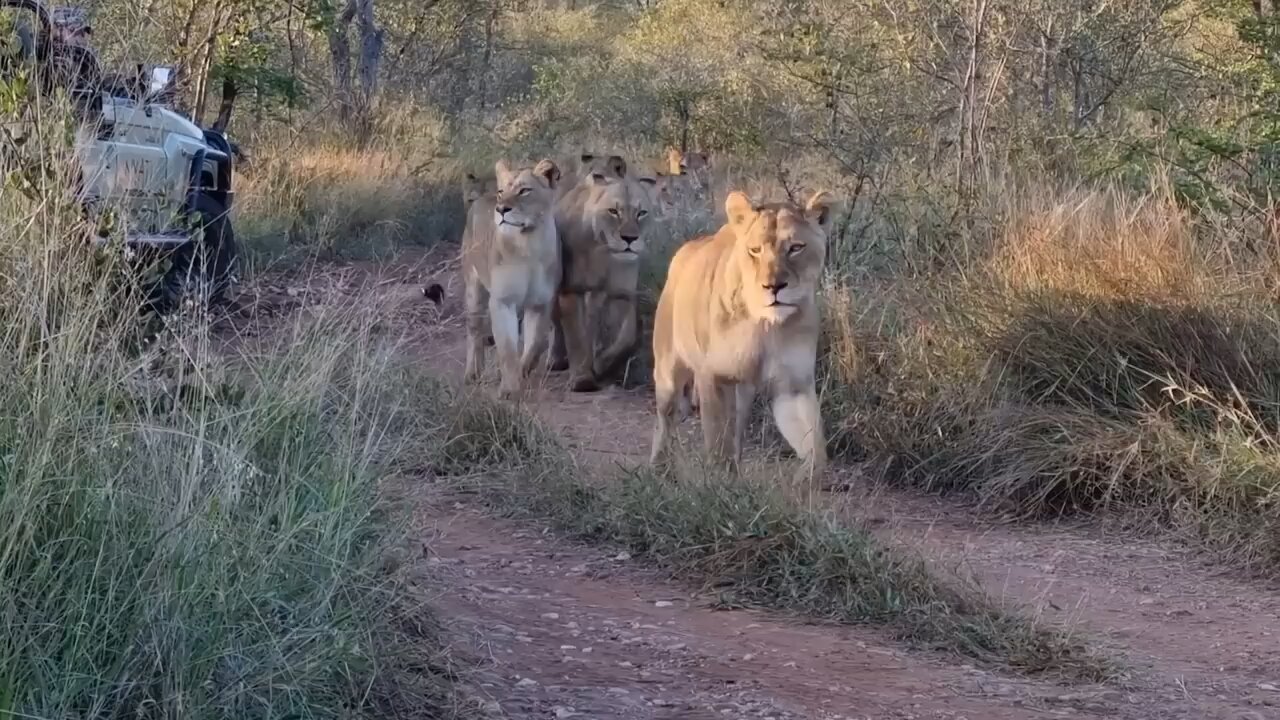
(0, 0), (238, 314)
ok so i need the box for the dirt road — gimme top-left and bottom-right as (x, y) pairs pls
(240, 253), (1280, 719)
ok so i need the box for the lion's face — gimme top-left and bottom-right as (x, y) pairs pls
(665, 148), (710, 177)
(493, 159), (560, 232)
(725, 190), (834, 324)
(635, 169), (676, 215)
(577, 153), (627, 185)
(587, 176), (653, 261)
(463, 172), (496, 208)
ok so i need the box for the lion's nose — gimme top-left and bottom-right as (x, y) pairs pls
(622, 235), (639, 246)
(496, 205), (512, 215)
(762, 281), (788, 292)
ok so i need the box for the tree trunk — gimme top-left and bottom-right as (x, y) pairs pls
(355, 0), (384, 120)
(192, 34), (215, 123)
(478, 1), (498, 113)
(678, 98), (690, 154)
(212, 75), (237, 132)
(1039, 19), (1054, 115)
(328, 0), (358, 121)
(827, 62), (841, 139)
(191, 0), (228, 125)
(174, 0), (199, 110)
(958, 0), (990, 194)
(330, 0), (383, 133)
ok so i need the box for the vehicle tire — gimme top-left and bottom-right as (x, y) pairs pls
(148, 195), (239, 315)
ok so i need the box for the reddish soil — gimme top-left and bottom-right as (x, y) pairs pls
(238, 252), (1280, 719)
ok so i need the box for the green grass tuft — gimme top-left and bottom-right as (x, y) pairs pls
(426, 385), (1115, 682)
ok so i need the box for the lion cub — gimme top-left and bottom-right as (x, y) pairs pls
(461, 158), (562, 398)
(550, 157), (656, 391)
(649, 190), (835, 481)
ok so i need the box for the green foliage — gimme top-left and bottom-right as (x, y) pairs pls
(0, 80), (461, 715)
(1116, 2), (1280, 216)
(213, 25), (305, 111)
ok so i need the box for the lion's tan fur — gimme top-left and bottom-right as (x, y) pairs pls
(549, 161), (656, 390)
(659, 147), (714, 213)
(634, 166), (678, 217)
(650, 189), (835, 481)
(664, 147), (710, 177)
(462, 172), (497, 209)
(558, 152), (627, 198)
(461, 158), (562, 398)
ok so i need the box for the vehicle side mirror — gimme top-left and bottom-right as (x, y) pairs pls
(147, 65), (173, 96)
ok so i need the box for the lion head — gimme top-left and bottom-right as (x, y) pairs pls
(584, 170), (655, 260)
(574, 152), (627, 186)
(665, 147), (711, 177)
(463, 172), (496, 208)
(724, 190), (835, 323)
(635, 168), (677, 215)
(493, 158), (561, 233)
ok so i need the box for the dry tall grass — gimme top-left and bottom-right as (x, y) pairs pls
(0, 100), (463, 718)
(234, 109), (467, 269)
(823, 183), (1280, 576)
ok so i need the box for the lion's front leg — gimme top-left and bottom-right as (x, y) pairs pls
(771, 384), (828, 485)
(489, 294), (522, 399)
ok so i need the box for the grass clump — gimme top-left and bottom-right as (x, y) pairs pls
(0, 106), (462, 719)
(427, 385), (1113, 681)
(234, 108), (466, 270)
(822, 183), (1280, 575)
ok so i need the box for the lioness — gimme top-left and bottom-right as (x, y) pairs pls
(468, 153), (621, 207)
(466, 156), (629, 353)
(549, 158), (656, 391)
(461, 158), (562, 398)
(665, 147), (710, 176)
(650, 190), (835, 481)
(560, 153), (627, 196)
(635, 167), (677, 217)
(462, 172), (497, 208)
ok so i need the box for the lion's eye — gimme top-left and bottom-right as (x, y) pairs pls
(637, 210), (648, 219)
(517, 187), (531, 196)
(608, 207), (620, 216)
(748, 246), (763, 257)
(788, 243), (805, 255)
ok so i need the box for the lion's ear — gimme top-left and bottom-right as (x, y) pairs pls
(463, 174), (481, 201)
(534, 159), (561, 189)
(725, 191), (756, 229)
(804, 190), (837, 229)
(494, 159), (513, 186)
